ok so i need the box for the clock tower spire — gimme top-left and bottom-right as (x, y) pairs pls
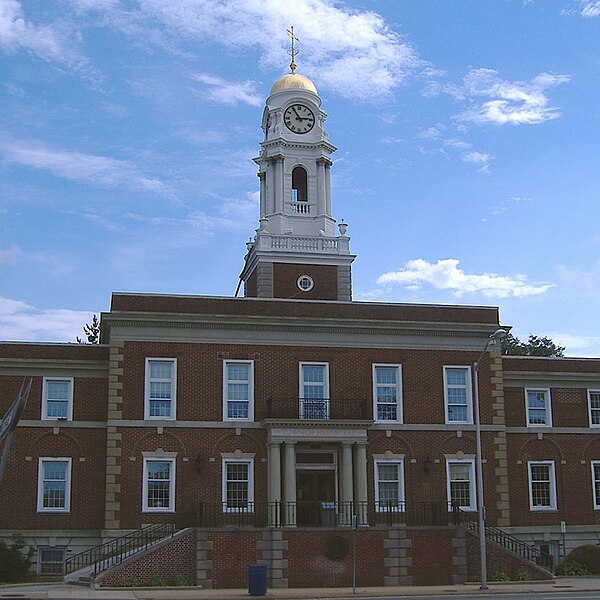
(240, 33), (355, 301)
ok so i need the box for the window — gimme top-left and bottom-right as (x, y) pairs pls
(525, 388), (552, 427)
(444, 367), (472, 424)
(300, 362), (329, 419)
(223, 360), (254, 421)
(42, 377), (73, 420)
(38, 547), (66, 575)
(592, 462), (600, 509)
(528, 461), (557, 510)
(144, 359), (176, 419)
(374, 459), (405, 511)
(446, 459), (476, 510)
(222, 457), (254, 512)
(291, 166), (308, 202)
(143, 457), (175, 512)
(37, 458), (71, 512)
(373, 365), (402, 422)
(589, 391), (600, 427)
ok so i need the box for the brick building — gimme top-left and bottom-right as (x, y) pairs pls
(1, 66), (600, 585)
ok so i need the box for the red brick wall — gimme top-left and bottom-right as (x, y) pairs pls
(285, 529), (386, 587)
(100, 529), (196, 586)
(272, 263), (340, 300)
(209, 531), (262, 588)
(409, 529), (455, 585)
(109, 293), (500, 325)
(0, 427), (107, 530)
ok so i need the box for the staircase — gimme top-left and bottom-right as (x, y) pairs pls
(464, 517), (553, 570)
(64, 523), (176, 584)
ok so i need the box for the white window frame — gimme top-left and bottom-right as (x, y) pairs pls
(142, 455), (176, 513)
(528, 461), (557, 511)
(446, 458), (476, 511)
(443, 366), (473, 424)
(525, 388), (552, 427)
(223, 360), (254, 421)
(374, 458), (405, 512)
(144, 358), (177, 420)
(37, 457), (72, 513)
(299, 362), (330, 419)
(589, 390), (600, 427)
(41, 377), (73, 421)
(592, 461), (600, 510)
(372, 364), (403, 423)
(222, 455), (254, 513)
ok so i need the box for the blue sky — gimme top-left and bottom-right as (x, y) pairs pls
(1, 0), (599, 355)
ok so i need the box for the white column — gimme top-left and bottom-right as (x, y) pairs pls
(274, 156), (284, 213)
(325, 162), (332, 216)
(341, 442), (354, 525)
(354, 442), (368, 525)
(259, 172), (266, 219)
(316, 159), (326, 215)
(266, 161), (275, 215)
(284, 441), (297, 526)
(268, 442), (281, 526)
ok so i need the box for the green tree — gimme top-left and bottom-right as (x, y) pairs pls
(501, 333), (565, 357)
(0, 538), (33, 582)
(77, 314), (100, 344)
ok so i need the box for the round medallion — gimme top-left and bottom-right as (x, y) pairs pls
(297, 275), (314, 292)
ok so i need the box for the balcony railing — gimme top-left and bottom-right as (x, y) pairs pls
(174, 501), (462, 529)
(266, 398), (369, 420)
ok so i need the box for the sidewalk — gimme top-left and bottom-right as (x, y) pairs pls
(2, 578), (600, 599)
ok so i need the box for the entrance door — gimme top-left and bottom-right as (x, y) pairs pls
(296, 470), (336, 526)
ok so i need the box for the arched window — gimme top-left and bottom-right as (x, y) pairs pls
(291, 166), (308, 202)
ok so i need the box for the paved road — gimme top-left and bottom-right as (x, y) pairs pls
(3, 579), (600, 600)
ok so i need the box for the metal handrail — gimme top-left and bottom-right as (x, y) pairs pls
(463, 514), (552, 568)
(266, 398), (369, 420)
(64, 522), (176, 576)
(176, 501), (459, 529)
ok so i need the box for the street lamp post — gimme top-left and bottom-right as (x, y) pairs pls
(473, 328), (507, 590)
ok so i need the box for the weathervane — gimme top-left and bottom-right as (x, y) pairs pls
(287, 25), (299, 74)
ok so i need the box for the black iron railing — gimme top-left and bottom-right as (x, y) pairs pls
(463, 515), (552, 568)
(64, 522), (176, 576)
(266, 398), (369, 420)
(176, 501), (460, 529)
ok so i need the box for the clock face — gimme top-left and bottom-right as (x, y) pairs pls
(284, 104), (315, 134)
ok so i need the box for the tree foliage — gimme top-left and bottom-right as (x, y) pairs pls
(77, 314), (100, 344)
(0, 538), (33, 582)
(501, 333), (565, 357)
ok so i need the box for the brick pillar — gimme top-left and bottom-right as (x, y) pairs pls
(196, 530), (214, 589)
(490, 350), (511, 527)
(452, 527), (467, 583)
(384, 527), (412, 586)
(258, 529), (288, 588)
(104, 340), (124, 533)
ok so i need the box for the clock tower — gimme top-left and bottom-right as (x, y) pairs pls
(240, 53), (355, 301)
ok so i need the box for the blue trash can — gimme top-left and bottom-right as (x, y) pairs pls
(248, 563), (267, 596)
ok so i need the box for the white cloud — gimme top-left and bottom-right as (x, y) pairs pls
(456, 68), (570, 126)
(0, 137), (175, 198)
(461, 150), (493, 173)
(558, 262), (600, 295)
(0, 296), (94, 343)
(189, 73), (262, 107)
(580, 1), (600, 17)
(0, 244), (22, 262)
(377, 258), (555, 298)
(549, 333), (600, 357)
(77, 0), (422, 101)
(0, 0), (99, 81)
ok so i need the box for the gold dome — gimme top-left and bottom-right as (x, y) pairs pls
(270, 73), (317, 96)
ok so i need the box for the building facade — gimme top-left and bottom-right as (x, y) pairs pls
(1, 66), (600, 584)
